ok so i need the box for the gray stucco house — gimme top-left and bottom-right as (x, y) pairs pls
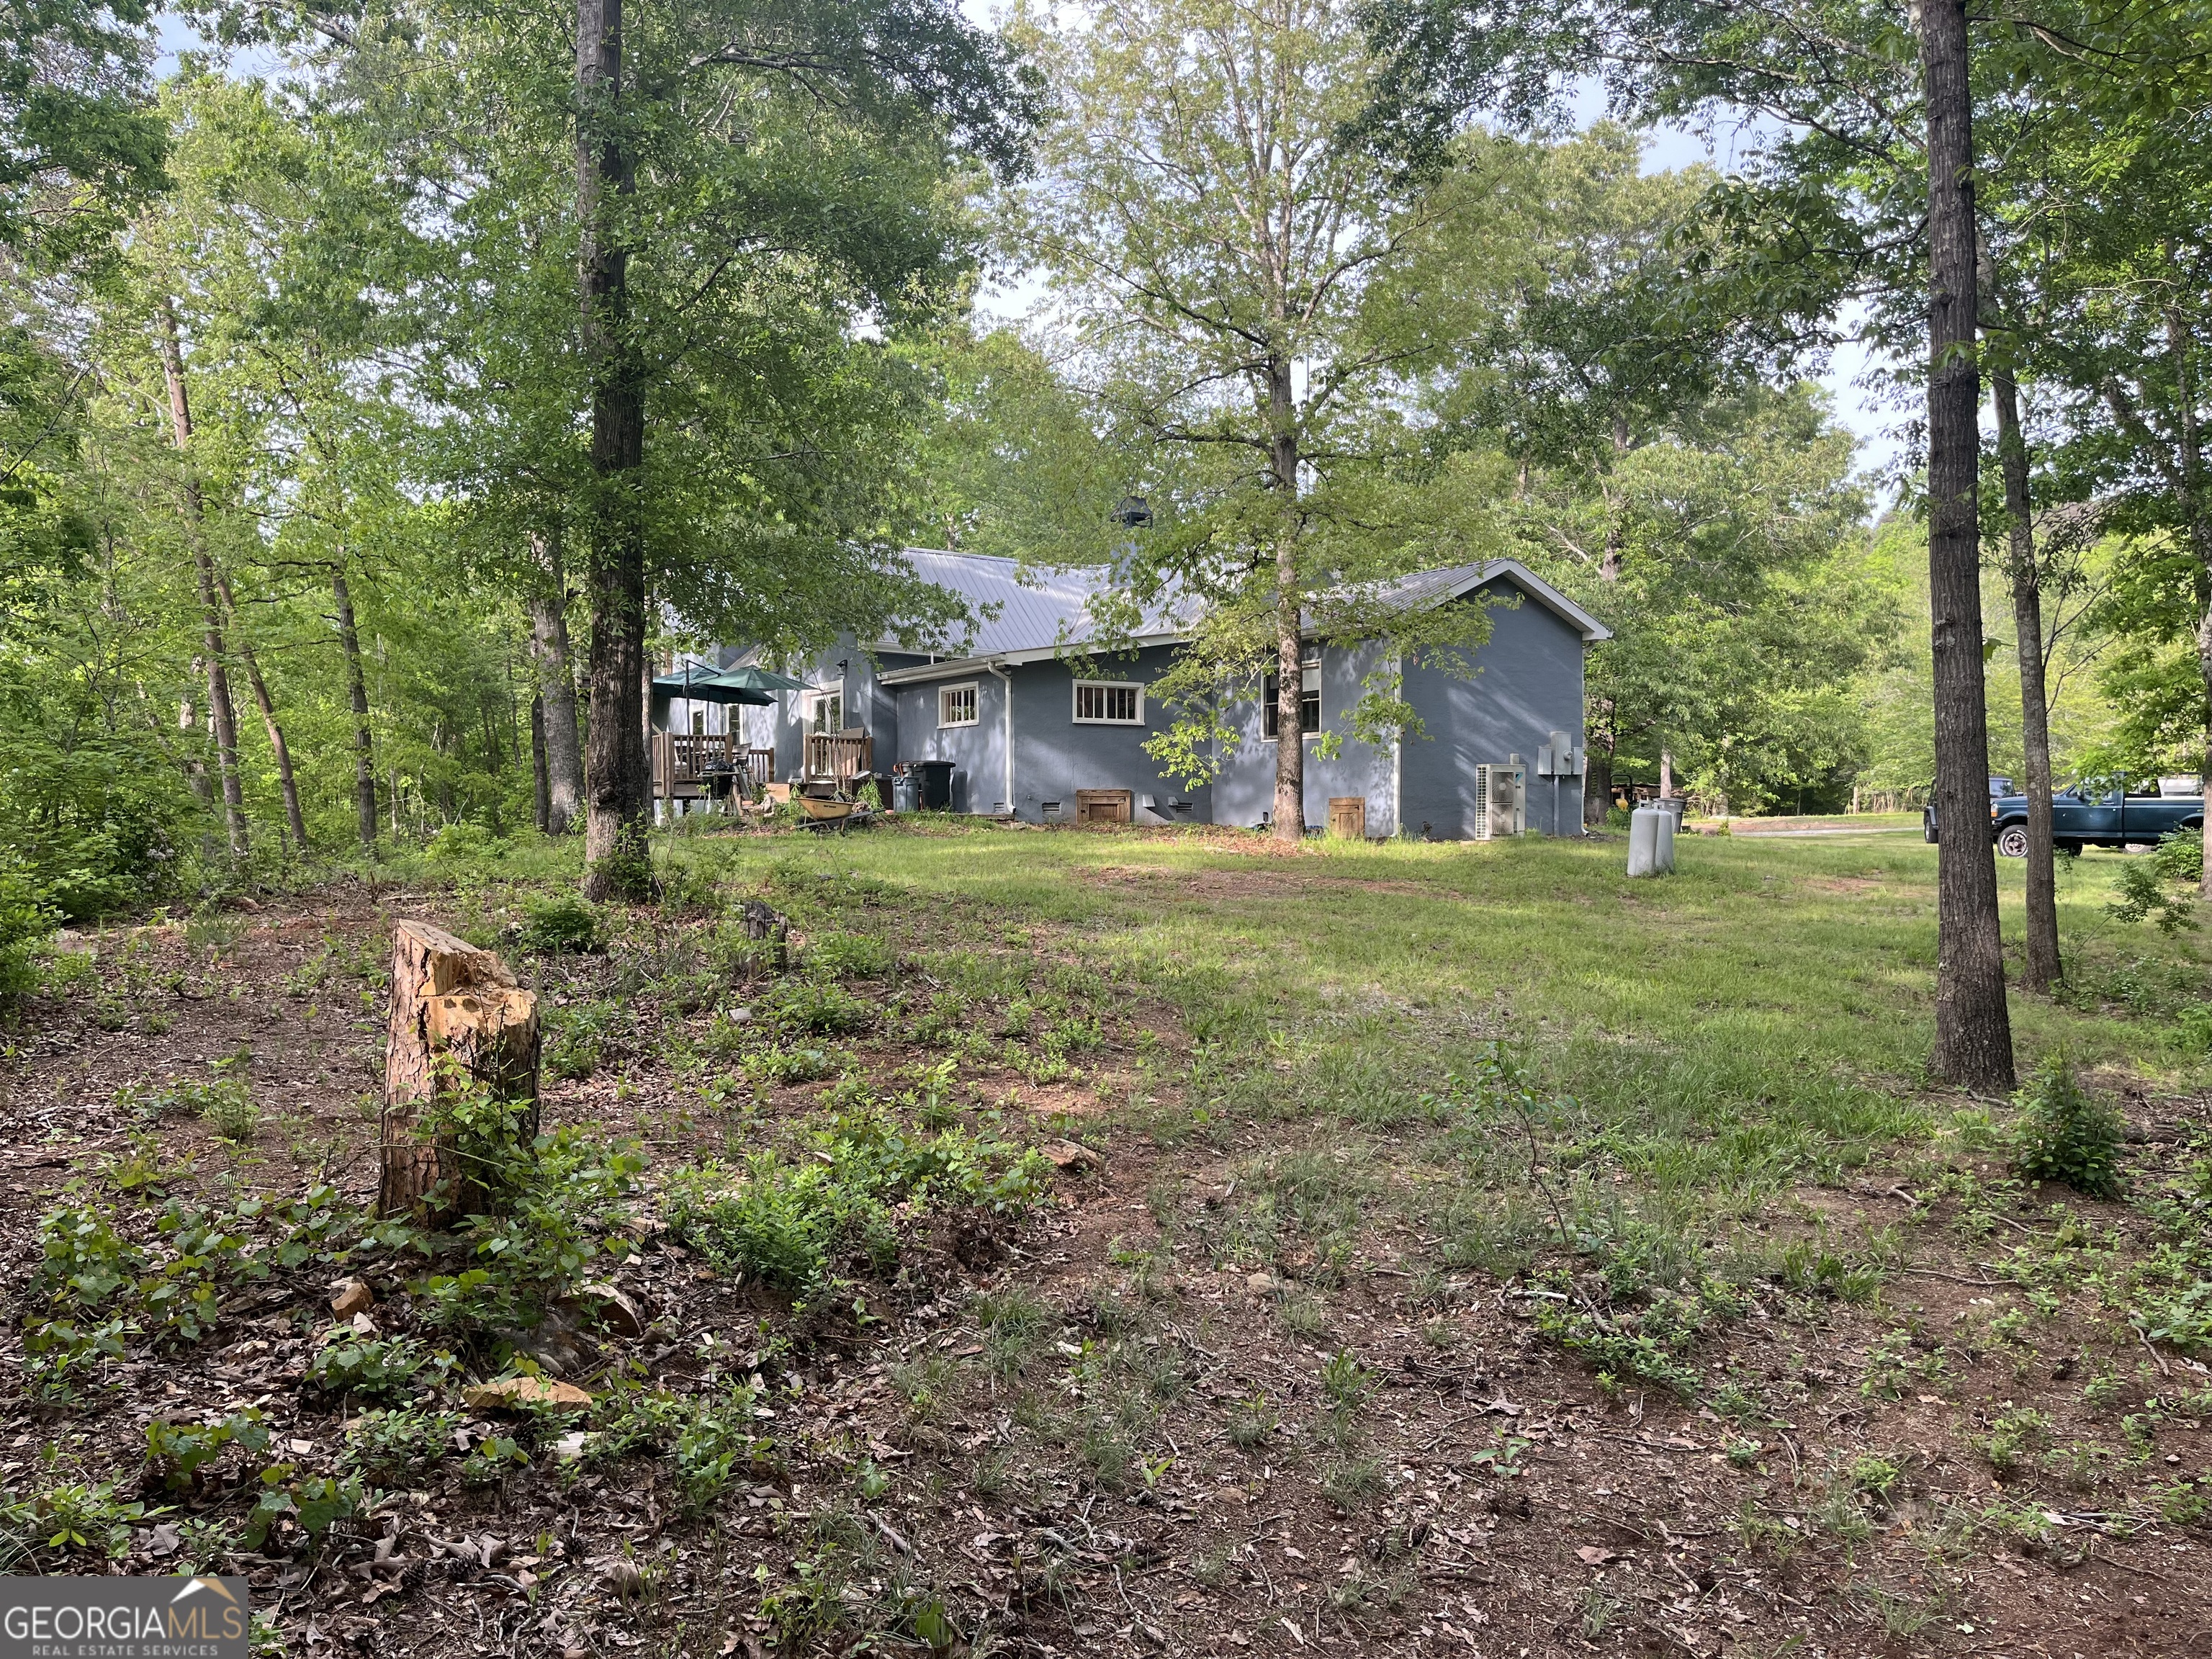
(682, 549), (1608, 838)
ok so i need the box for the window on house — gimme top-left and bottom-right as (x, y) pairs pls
(809, 693), (843, 733)
(1263, 650), (1323, 739)
(690, 711), (706, 736)
(939, 683), (979, 727)
(1073, 680), (1143, 724)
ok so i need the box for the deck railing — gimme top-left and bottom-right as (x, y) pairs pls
(653, 732), (777, 797)
(804, 729), (873, 784)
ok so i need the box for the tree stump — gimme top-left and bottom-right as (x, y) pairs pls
(378, 921), (541, 1225)
(739, 899), (789, 973)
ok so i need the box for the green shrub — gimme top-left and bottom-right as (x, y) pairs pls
(585, 1385), (695, 1464)
(241, 1468), (365, 1550)
(197, 1076), (260, 1147)
(145, 1410), (271, 1491)
(340, 1408), (463, 1483)
(518, 896), (606, 954)
(0, 1473), (161, 1560)
(2013, 1056), (2123, 1199)
(458, 1437), (529, 1487)
(673, 1382), (770, 1512)
(0, 852), (56, 995)
(1975, 1408), (2052, 1478)
(0, 732), (189, 922)
(809, 932), (894, 979)
(414, 1128), (644, 1334)
(741, 1044), (845, 1088)
(657, 860), (723, 917)
(306, 1334), (450, 1401)
(665, 1111), (1048, 1296)
(22, 1187), (366, 1396)
(545, 999), (621, 1082)
(424, 822), (506, 863)
(766, 978), (874, 1035)
(32, 1201), (144, 1313)
(2109, 829), (2202, 933)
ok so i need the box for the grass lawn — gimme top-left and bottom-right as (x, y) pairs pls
(725, 818), (2200, 1128)
(4, 819), (2208, 1658)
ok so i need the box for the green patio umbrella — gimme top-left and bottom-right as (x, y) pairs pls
(649, 668), (774, 705)
(705, 664), (815, 693)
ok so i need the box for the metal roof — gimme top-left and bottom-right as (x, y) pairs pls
(1366, 559), (1612, 642)
(881, 549), (1609, 657)
(881, 549), (1184, 657)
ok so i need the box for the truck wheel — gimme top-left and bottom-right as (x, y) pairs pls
(1923, 809), (1938, 844)
(1996, 824), (2029, 858)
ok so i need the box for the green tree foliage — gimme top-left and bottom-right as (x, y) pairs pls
(1004, 0), (1495, 824)
(1506, 388), (1892, 814)
(1385, 129), (1890, 813)
(0, 2), (1037, 912)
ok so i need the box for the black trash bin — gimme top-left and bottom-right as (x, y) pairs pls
(914, 759), (956, 811)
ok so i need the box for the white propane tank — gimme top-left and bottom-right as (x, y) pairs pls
(1628, 806), (1665, 877)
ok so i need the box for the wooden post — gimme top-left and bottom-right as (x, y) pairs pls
(379, 922), (541, 1224)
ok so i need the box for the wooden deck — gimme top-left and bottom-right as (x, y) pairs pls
(651, 733), (775, 800)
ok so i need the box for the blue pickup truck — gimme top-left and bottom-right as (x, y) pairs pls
(1925, 780), (2203, 854)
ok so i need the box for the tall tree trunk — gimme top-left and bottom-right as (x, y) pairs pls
(2166, 303), (2212, 896)
(1267, 358), (1303, 842)
(527, 532), (585, 835)
(332, 565), (379, 857)
(157, 302), (248, 863)
(1992, 363), (2060, 990)
(531, 693), (552, 833)
(217, 574), (308, 855)
(1583, 710), (1614, 826)
(577, 0), (651, 898)
(179, 684), (212, 805)
(1920, 0), (2015, 1090)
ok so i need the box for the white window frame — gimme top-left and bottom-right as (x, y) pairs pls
(1072, 679), (1145, 725)
(808, 691), (843, 734)
(1263, 649), (1323, 742)
(938, 681), (979, 729)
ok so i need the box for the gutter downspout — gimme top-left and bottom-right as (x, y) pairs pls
(986, 660), (1014, 817)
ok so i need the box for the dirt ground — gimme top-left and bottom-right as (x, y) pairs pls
(2, 852), (2208, 1658)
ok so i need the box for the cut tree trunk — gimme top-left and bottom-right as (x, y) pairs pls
(1920, 0), (2015, 1090)
(1992, 362), (2060, 990)
(379, 922), (541, 1226)
(739, 898), (790, 973)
